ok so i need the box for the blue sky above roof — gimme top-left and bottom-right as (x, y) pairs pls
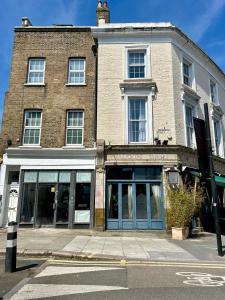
(1, 0), (225, 125)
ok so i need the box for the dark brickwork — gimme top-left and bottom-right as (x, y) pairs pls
(0, 27), (97, 154)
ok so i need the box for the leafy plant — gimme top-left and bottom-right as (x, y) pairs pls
(167, 185), (203, 228)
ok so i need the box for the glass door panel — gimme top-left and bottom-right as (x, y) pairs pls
(36, 184), (55, 225)
(108, 184), (119, 219)
(20, 183), (36, 223)
(122, 184), (133, 219)
(75, 182), (91, 223)
(56, 183), (70, 223)
(136, 184), (147, 219)
(150, 184), (162, 219)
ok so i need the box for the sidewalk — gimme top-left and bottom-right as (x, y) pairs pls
(0, 228), (224, 263)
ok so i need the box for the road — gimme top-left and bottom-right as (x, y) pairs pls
(3, 259), (225, 300)
(0, 258), (45, 300)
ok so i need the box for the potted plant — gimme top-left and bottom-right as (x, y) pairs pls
(167, 185), (203, 240)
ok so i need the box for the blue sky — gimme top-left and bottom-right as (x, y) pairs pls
(1, 0), (225, 126)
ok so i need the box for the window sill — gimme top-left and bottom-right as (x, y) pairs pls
(65, 83), (87, 87)
(24, 83), (45, 87)
(62, 145), (85, 149)
(19, 145), (42, 149)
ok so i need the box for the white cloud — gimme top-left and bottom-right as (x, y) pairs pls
(189, 0), (225, 41)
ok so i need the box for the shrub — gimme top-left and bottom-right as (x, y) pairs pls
(167, 185), (203, 228)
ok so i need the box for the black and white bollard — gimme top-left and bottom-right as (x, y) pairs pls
(5, 221), (17, 273)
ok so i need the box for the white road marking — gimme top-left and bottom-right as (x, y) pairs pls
(9, 284), (128, 300)
(35, 266), (123, 278)
(176, 272), (225, 287)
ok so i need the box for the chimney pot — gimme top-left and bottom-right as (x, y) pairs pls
(103, 1), (108, 8)
(22, 17), (32, 27)
(98, 0), (102, 8)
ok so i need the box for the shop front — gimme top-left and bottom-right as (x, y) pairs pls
(20, 170), (94, 228)
(0, 148), (96, 229)
(106, 166), (164, 230)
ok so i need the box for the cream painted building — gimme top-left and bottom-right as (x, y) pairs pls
(93, 3), (225, 231)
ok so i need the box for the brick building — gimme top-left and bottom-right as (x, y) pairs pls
(0, 1), (225, 231)
(93, 2), (225, 230)
(0, 18), (97, 228)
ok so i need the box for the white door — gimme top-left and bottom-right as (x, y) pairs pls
(8, 184), (19, 223)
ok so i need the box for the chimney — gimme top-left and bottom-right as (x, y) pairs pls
(22, 17), (32, 27)
(96, 1), (110, 26)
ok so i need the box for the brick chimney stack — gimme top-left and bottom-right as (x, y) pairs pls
(96, 1), (110, 26)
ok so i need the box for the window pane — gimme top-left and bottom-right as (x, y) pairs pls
(69, 59), (85, 71)
(20, 183), (36, 223)
(67, 111), (83, 126)
(136, 184), (147, 219)
(39, 171), (58, 183)
(77, 171), (91, 183)
(24, 171), (37, 183)
(134, 167), (161, 180)
(128, 51), (145, 78)
(56, 183), (70, 223)
(67, 129), (83, 144)
(23, 129), (40, 145)
(25, 111), (41, 126)
(150, 185), (162, 219)
(108, 184), (118, 219)
(185, 106), (193, 127)
(128, 99), (146, 143)
(122, 184), (133, 219)
(107, 167), (133, 180)
(30, 59), (44, 71)
(59, 172), (71, 183)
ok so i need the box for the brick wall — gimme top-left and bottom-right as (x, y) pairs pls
(0, 28), (97, 154)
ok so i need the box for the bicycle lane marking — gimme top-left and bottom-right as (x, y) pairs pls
(176, 272), (225, 287)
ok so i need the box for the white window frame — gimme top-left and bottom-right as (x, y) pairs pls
(23, 110), (42, 146)
(27, 58), (45, 85)
(213, 117), (224, 157)
(125, 46), (150, 80)
(68, 58), (86, 85)
(181, 56), (196, 90)
(66, 110), (84, 146)
(183, 97), (198, 149)
(124, 90), (153, 145)
(210, 79), (219, 105)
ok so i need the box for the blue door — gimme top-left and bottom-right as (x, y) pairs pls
(107, 182), (164, 230)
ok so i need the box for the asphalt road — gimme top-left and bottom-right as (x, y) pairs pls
(4, 259), (225, 300)
(0, 257), (45, 300)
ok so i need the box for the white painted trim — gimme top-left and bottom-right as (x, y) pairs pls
(124, 90), (153, 145)
(66, 110), (84, 146)
(23, 110), (42, 146)
(27, 58), (46, 85)
(183, 98), (198, 149)
(124, 45), (151, 80)
(68, 58), (86, 85)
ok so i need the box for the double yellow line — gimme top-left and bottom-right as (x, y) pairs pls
(47, 259), (225, 269)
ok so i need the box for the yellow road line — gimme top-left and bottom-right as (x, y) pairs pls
(47, 259), (225, 269)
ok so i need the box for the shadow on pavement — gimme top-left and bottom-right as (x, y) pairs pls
(16, 263), (38, 272)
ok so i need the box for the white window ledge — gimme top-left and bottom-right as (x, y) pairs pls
(65, 83), (87, 87)
(19, 145), (42, 149)
(24, 83), (45, 87)
(62, 145), (85, 149)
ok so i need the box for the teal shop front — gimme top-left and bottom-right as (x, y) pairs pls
(106, 166), (165, 230)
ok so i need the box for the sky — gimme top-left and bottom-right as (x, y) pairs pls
(1, 0), (225, 126)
